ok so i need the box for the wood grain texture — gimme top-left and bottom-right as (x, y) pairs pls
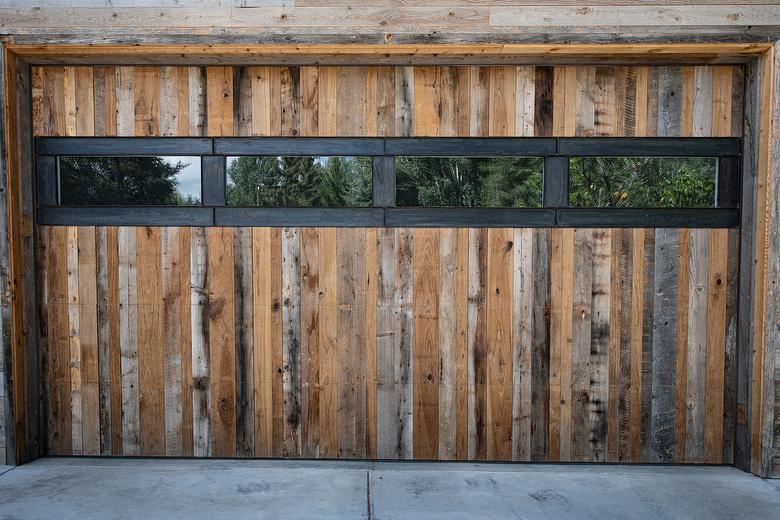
(32, 64), (746, 464)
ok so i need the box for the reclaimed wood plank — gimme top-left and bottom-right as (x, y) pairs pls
(438, 228), (457, 460)
(685, 229), (709, 463)
(300, 227), (319, 458)
(413, 67), (441, 137)
(178, 228), (193, 457)
(66, 227), (82, 455)
(190, 227), (210, 457)
(704, 228), (728, 463)
(640, 229), (656, 462)
(252, 228), (274, 457)
(396, 228), (414, 459)
(208, 228), (237, 458)
(467, 228), (487, 459)
(118, 226), (139, 455)
(486, 228), (513, 461)
(512, 228), (533, 461)
(77, 227), (100, 456)
(207, 67), (233, 136)
(281, 228), (301, 458)
(530, 229), (550, 461)
(364, 228), (378, 459)
(488, 66), (515, 136)
(234, 227), (254, 457)
(651, 228), (680, 463)
(571, 229), (593, 461)
(589, 229), (611, 462)
(629, 229), (646, 461)
(413, 227), (439, 460)
(136, 227), (165, 456)
(162, 227), (183, 456)
(674, 228), (691, 463)
(318, 227), (337, 458)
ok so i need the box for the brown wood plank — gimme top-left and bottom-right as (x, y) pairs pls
(364, 228), (378, 459)
(136, 227), (165, 456)
(178, 228), (193, 457)
(512, 228), (533, 461)
(468, 228), (487, 459)
(413, 227), (439, 460)
(118, 226), (139, 455)
(486, 228), (513, 461)
(77, 227), (100, 456)
(704, 228), (728, 463)
(234, 227), (254, 457)
(629, 229), (646, 461)
(455, 228), (470, 460)
(252, 228), (274, 457)
(66, 227), (82, 455)
(280, 67), (301, 137)
(162, 227), (184, 456)
(300, 227), (320, 458)
(438, 228), (457, 460)
(208, 228), (237, 458)
(674, 229), (691, 463)
(318, 227), (337, 458)
(488, 66), (516, 136)
(133, 67), (159, 136)
(685, 229), (709, 463)
(281, 228), (301, 457)
(190, 227), (210, 457)
(207, 67), (234, 136)
(530, 229), (550, 461)
(413, 67), (441, 137)
(571, 229), (593, 461)
(589, 229), (611, 462)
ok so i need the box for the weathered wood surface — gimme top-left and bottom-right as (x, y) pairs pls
(30, 63), (747, 463)
(32, 64), (745, 140)
(4, 6), (780, 46)
(38, 226), (739, 462)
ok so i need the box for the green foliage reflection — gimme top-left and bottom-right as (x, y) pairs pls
(568, 157), (716, 208)
(226, 156), (372, 207)
(395, 157), (543, 207)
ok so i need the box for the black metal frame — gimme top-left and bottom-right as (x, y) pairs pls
(34, 136), (742, 228)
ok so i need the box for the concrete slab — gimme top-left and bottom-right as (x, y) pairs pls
(0, 458), (778, 520)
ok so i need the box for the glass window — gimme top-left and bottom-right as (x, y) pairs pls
(568, 157), (717, 208)
(395, 157), (543, 208)
(226, 156), (372, 207)
(58, 156), (201, 206)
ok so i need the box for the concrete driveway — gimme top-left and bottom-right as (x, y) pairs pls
(0, 458), (779, 519)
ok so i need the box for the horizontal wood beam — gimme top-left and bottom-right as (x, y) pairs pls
(5, 43), (774, 66)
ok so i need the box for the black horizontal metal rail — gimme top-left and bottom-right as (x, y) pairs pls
(34, 136), (742, 228)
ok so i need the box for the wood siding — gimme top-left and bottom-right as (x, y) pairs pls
(38, 226), (739, 463)
(31, 64), (744, 140)
(32, 64), (744, 462)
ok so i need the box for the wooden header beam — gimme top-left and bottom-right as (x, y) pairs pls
(4, 43), (774, 66)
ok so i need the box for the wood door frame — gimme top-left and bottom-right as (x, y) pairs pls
(1, 43), (776, 477)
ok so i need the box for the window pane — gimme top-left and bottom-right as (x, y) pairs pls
(569, 157), (717, 208)
(395, 157), (543, 207)
(226, 156), (372, 207)
(58, 156), (201, 206)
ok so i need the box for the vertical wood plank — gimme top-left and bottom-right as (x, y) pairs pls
(118, 227), (139, 455)
(233, 227), (254, 457)
(78, 227), (100, 456)
(685, 229), (709, 462)
(704, 228), (728, 463)
(413, 228), (439, 460)
(571, 229), (593, 461)
(136, 227), (164, 456)
(208, 228), (237, 458)
(281, 228), (301, 457)
(133, 67), (160, 137)
(162, 228), (183, 456)
(651, 229), (680, 463)
(486, 228), (513, 460)
(190, 227), (210, 457)
(207, 67), (233, 136)
(66, 227), (82, 455)
(589, 229), (611, 462)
